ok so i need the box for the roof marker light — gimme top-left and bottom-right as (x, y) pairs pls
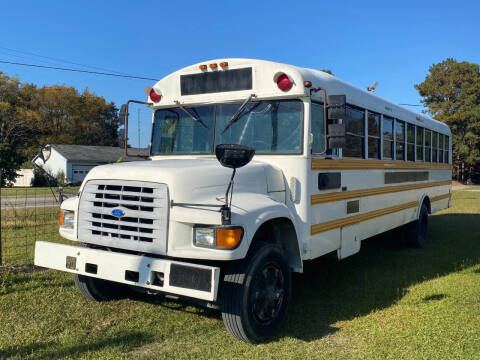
(276, 73), (293, 91)
(209, 63), (218, 69)
(220, 62), (228, 68)
(149, 88), (162, 102)
(199, 64), (207, 70)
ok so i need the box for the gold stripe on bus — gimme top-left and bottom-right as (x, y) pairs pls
(311, 201), (419, 235)
(311, 180), (451, 205)
(311, 158), (452, 171)
(431, 193), (451, 202)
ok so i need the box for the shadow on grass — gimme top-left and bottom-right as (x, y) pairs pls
(2, 331), (151, 359)
(282, 213), (480, 341)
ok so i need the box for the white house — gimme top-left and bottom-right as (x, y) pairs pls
(36, 144), (145, 184)
(12, 168), (35, 187)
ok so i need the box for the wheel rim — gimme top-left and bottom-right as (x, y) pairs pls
(250, 262), (285, 325)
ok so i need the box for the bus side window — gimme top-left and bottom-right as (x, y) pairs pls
(367, 111), (380, 159)
(311, 102), (325, 154)
(445, 135), (450, 163)
(432, 132), (438, 162)
(395, 120), (405, 160)
(407, 124), (415, 161)
(416, 126), (424, 161)
(425, 129), (432, 162)
(343, 106), (364, 158)
(382, 116), (394, 159)
(439, 134), (444, 163)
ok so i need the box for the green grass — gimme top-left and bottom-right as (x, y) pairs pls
(0, 206), (65, 266)
(1, 190), (480, 359)
(1, 186), (79, 197)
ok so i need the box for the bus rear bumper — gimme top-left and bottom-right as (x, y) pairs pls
(34, 241), (220, 302)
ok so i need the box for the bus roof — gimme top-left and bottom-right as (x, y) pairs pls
(151, 58), (450, 135)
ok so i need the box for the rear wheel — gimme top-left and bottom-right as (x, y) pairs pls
(74, 274), (124, 302)
(406, 203), (429, 248)
(220, 242), (291, 343)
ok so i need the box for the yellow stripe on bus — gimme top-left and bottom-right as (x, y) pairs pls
(311, 180), (451, 205)
(311, 158), (452, 171)
(310, 195), (453, 235)
(431, 193), (451, 202)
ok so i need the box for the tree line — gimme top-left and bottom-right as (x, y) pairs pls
(0, 72), (119, 185)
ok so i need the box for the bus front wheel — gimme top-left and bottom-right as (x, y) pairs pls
(220, 242), (292, 343)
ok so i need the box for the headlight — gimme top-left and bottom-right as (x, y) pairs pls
(60, 210), (75, 229)
(194, 226), (243, 249)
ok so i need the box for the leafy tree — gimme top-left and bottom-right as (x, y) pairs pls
(0, 71), (120, 185)
(415, 58), (480, 182)
(321, 69), (333, 75)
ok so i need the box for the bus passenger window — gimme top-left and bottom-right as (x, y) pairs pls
(343, 106), (364, 158)
(367, 111), (380, 159)
(432, 132), (438, 162)
(382, 116), (394, 159)
(439, 134), (444, 163)
(395, 120), (405, 160)
(445, 135), (450, 163)
(416, 126), (424, 161)
(407, 124), (415, 161)
(311, 102), (325, 154)
(425, 129), (432, 162)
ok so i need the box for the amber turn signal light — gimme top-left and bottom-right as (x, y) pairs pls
(199, 64), (207, 70)
(216, 228), (243, 249)
(59, 211), (64, 226)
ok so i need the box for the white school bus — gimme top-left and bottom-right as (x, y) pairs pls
(34, 58), (452, 343)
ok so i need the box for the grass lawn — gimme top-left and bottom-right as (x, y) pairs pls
(1, 186), (79, 197)
(0, 190), (479, 359)
(1, 206), (65, 266)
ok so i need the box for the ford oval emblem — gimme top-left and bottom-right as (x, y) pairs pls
(111, 208), (125, 217)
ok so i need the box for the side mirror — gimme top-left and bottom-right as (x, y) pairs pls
(327, 123), (346, 149)
(215, 144), (255, 169)
(327, 95), (346, 120)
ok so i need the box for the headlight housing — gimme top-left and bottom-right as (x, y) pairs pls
(194, 226), (243, 249)
(60, 210), (75, 229)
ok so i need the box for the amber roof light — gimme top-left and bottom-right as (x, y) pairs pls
(209, 63), (218, 69)
(199, 64), (207, 70)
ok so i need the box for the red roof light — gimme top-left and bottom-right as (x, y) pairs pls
(149, 88), (161, 102)
(276, 74), (293, 91)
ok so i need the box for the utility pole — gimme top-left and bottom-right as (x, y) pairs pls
(138, 109), (141, 149)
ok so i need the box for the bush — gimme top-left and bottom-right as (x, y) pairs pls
(32, 168), (57, 187)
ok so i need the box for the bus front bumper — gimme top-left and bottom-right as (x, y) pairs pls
(34, 241), (220, 302)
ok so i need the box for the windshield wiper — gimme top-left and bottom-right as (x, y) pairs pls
(221, 94), (256, 134)
(174, 100), (208, 129)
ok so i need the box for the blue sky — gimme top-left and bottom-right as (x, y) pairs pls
(1, 0), (478, 147)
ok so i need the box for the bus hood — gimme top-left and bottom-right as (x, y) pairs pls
(81, 158), (285, 205)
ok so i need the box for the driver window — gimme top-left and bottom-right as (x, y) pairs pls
(311, 102), (325, 154)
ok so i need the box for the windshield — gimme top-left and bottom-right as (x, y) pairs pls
(151, 99), (303, 155)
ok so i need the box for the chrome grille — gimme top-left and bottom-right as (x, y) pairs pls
(78, 180), (168, 254)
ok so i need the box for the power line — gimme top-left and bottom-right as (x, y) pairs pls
(0, 45), (132, 76)
(399, 103), (423, 107)
(0, 60), (159, 81)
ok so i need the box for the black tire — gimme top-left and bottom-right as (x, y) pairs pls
(74, 274), (124, 302)
(406, 203), (429, 248)
(220, 242), (292, 343)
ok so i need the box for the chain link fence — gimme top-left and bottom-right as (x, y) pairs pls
(0, 183), (75, 269)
